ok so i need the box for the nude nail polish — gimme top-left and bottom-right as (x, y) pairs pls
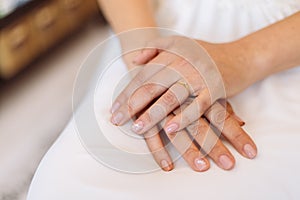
(132, 121), (144, 133)
(111, 102), (120, 114)
(194, 158), (207, 171)
(160, 160), (172, 171)
(165, 123), (179, 134)
(244, 144), (257, 159)
(111, 112), (123, 125)
(219, 155), (233, 170)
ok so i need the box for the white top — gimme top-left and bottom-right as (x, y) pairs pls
(155, 0), (300, 42)
(27, 1), (300, 200)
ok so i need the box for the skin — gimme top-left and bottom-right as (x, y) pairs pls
(128, 11), (300, 139)
(97, 0), (290, 172)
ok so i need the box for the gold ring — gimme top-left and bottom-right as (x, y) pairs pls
(177, 80), (190, 91)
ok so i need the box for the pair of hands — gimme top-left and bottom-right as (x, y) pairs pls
(110, 36), (257, 172)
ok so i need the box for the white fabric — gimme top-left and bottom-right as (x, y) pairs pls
(27, 1), (300, 200)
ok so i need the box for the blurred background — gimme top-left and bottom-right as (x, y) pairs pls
(0, 0), (109, 199)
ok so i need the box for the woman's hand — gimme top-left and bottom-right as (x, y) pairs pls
(142, 100), (257, 172)
(111, 37), (257, 171)
(112, 36), (251, 135)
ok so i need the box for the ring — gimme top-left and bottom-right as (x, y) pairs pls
(177, 80), (190, 91)
(177, 80), (199, 98)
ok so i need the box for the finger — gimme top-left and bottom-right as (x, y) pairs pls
(218, 99), (245, 126)
(111, 65), (181, 126)
(133, 37), (175, 65)
(187, 118), (235, 170)
(111, 62), (164, 114)
(205, 102), (257, 159)
(161, 115), (210, 172)
(164, 88), (212, 134)
(144, 126), (174, 171)
(111, 50), (177, 114)
(133, 48), (159, 65)
(125, 66), (181, 120)
(131, 80), (189, 134)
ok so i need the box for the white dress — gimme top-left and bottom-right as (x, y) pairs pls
(27, 1), (300, 200)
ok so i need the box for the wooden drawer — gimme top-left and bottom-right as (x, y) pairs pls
(59, 0), (99, 29)
(0, 0), (99, 79)
(0, 18), (39, 78)
(32, 1), (68, 50)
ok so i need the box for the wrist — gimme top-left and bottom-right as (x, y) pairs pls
(235, 37), (275, 81)
(198, 40), (259, 97)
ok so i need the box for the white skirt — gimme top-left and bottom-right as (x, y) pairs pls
(27, 1), (300, 200)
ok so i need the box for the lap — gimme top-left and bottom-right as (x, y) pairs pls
(27, 54), (300, 199)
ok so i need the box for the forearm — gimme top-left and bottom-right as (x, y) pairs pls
(97, 0), (158, 66)
(202, 12), (300, 96)
(97, 0), (156, 33)
(238, 11), (300, 81)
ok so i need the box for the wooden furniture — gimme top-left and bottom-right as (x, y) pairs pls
(0, 0), (99, 79)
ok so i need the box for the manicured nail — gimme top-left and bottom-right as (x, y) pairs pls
(219, 155), (233, 170)
(165, 123), (179, 134)
(194, 157), (208, 171)
(111, 102), (120, 114)
(131, 121), (144, 133)
(160, 160), (172, 171)
(243, 144), (257, 159)
(111, 112), (123, 125)
(233, 114), (245, 126)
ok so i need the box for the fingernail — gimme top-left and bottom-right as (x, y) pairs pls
(111, 102), (120, 114)
(132, 121), (144, 133)
(111, 112), (123, 125)
(160, 160), (172, 171)
(194, 157), (208, 171)
(233, 114), (245, 126)
(219, 155), (234, 170)
(165, 123), (179, 134)
(243, 144), (257, 159)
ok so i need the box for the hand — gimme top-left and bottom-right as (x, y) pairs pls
(143, 100), (257, 172)
(112, 49), (257, 171)
(112, 35), (248, 135)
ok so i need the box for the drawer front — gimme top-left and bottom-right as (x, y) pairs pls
(0, 18), (39, 78)
(0, 0), (99, 79)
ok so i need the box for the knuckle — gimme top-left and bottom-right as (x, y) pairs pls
(142, 83), (157, 96)
(187, 122), (199, 136)
(149, 105), (165, 120)
(189, 120), (209, 137)
(213, 110), (230, 125)
(162, 92), (178, 107)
